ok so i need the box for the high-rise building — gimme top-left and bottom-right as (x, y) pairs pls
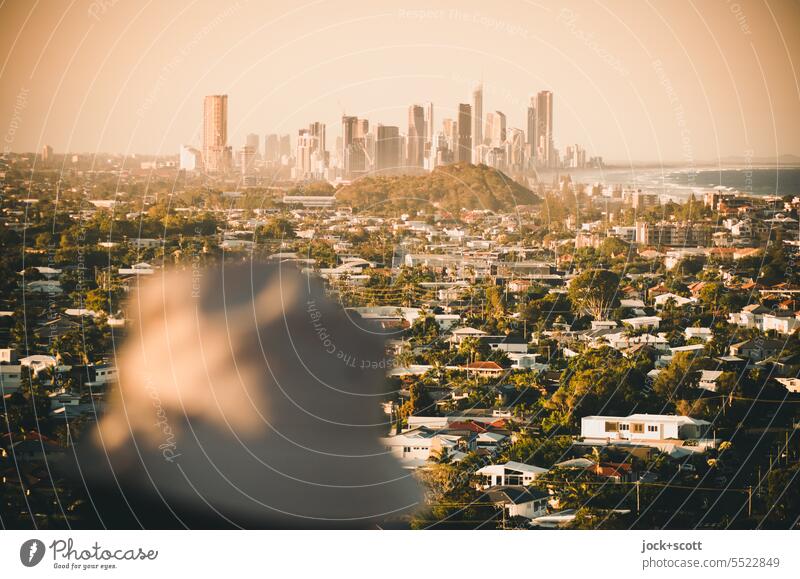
(456, 103), (472, 163)
(485, 111), (506, 147)
(535, 90), (554, 168)
(279, 134), (291, 159)
(295, 129), (320, 179)
(375, 124), (401, 172)
(238, 145), (257, 175)
(424, 102), (434, 168)
(203, 95), (229, 172)
(472, 84), (483, 162)
(342, 115), (367, 177)
(526, 97), (536, 165)
(265, 134), (279, 162)
(308, 122), (326, 153)
(506, 128), (525, 172)
(407, 105), (425, 168)
(245, 133), (260, 159)
(41, 144), (53, 163)
(308, 122), (327, 166)
(180, 145), (202, 171)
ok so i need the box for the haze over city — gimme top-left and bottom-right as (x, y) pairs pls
(1, 0), (799, 163)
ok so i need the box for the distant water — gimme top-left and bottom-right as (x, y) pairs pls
(664, 168), (800, 197)
(552, 166), (800, 200)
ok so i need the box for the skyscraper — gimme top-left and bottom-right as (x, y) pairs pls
(279, 134), (291, 159)
(485, 111), (506, 147)
(535, 90), (554, 168)
(245, 133), (260, 159)
(526, 97), (536, 165)
(407, 104), (425, 168)
(308, 122), (327, 166)
(342, 115), (367, 177)
(375, 124), (401, 172)
(180, 145), (202, 171)
(203, 95), (228, 172)
(457, 103), (472, 163)
(295, 129), (319, 179)
(471, 83), (483, 162)
(265, 134), (279, 162)
(442, 118), (458, 154)
(424, 102), (434, 167)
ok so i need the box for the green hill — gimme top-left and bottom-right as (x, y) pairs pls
(335, 163), (539, 213)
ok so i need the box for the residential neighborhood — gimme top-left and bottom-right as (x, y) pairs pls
(1, 155), (800, 530)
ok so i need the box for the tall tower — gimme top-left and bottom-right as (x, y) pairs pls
(407, 104), (425, 168)
(457, 103), (472, 163)
(203, 95), (228, 172)
(471, 83), (483, 162)
(309, 122), (326, 164)
(526, 97), (536, 166)
(375, 124), (401, 172)
(424, 102), (434, 167)
(535, 90), (553, 168)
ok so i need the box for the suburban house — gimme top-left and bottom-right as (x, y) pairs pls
(479, 335), (528, 354)
(580, 413), (715, 456)
(462, 361), (505, 377)
(449, 327), (488, 345)
(380, 427), (475, 468)
(698, 370), (725, 392)
(622, 316), (661, 330)
(476, 461), (548, 489)
(728, 304), (770, 329)
(685, 327), (713, 342)
(730, 338), (785, 361)
(484, 486), (550, 520)
(0, 365), (23, 392)
(653, 293), (695, 309)
(761, 311), (800, 335)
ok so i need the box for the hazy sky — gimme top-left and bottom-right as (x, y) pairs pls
(1, 0), (799, 163)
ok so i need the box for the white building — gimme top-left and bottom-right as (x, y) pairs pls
(0, 365), (23, 392)
(476, 461), (548, 489)
(581, 413), (711, 443)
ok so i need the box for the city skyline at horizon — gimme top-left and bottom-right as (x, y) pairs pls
(1, 1), (799, 164)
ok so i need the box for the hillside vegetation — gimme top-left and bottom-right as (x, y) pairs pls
(335, 163), (539, 213)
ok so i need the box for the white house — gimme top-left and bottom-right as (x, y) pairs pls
(0, 365), (23, 392)
(685, 327), (713, 342)
(449, 327), (488, 345)
(653, 293), (695, 309)
(485, 486), (549, 520)
(581, 413), (711, 443)
(26, 280), (62, 295)
(622, 316), (661, 330)
(476, 461), (548, 489)
(762, 312), (800, 335)
(728, 304), (770, 329)
(380, 428), (473, 468)
(776, 378), (800, 394)
(698, 370), (725, 392)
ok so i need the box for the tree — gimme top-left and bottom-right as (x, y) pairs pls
(652, 351), (702, 401)
(568, 269), (620, 320)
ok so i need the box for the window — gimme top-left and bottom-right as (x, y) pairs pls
(604, 421), (618, 432)
(620, 423), (629, 431)
(647, 425), (658, 433)
(402, 446), (411, 453)
(631, 423), (644, 434)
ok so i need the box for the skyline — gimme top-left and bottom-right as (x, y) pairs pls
(1, 0), (800, 163)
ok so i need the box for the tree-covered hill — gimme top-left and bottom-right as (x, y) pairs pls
(335, 163), (540, 213)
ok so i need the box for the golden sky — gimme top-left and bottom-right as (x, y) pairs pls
(1, 0), (799, 163)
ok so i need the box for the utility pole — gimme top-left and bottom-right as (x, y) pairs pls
(636, 480), (641, 515)
(747, 486), (752, 517)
